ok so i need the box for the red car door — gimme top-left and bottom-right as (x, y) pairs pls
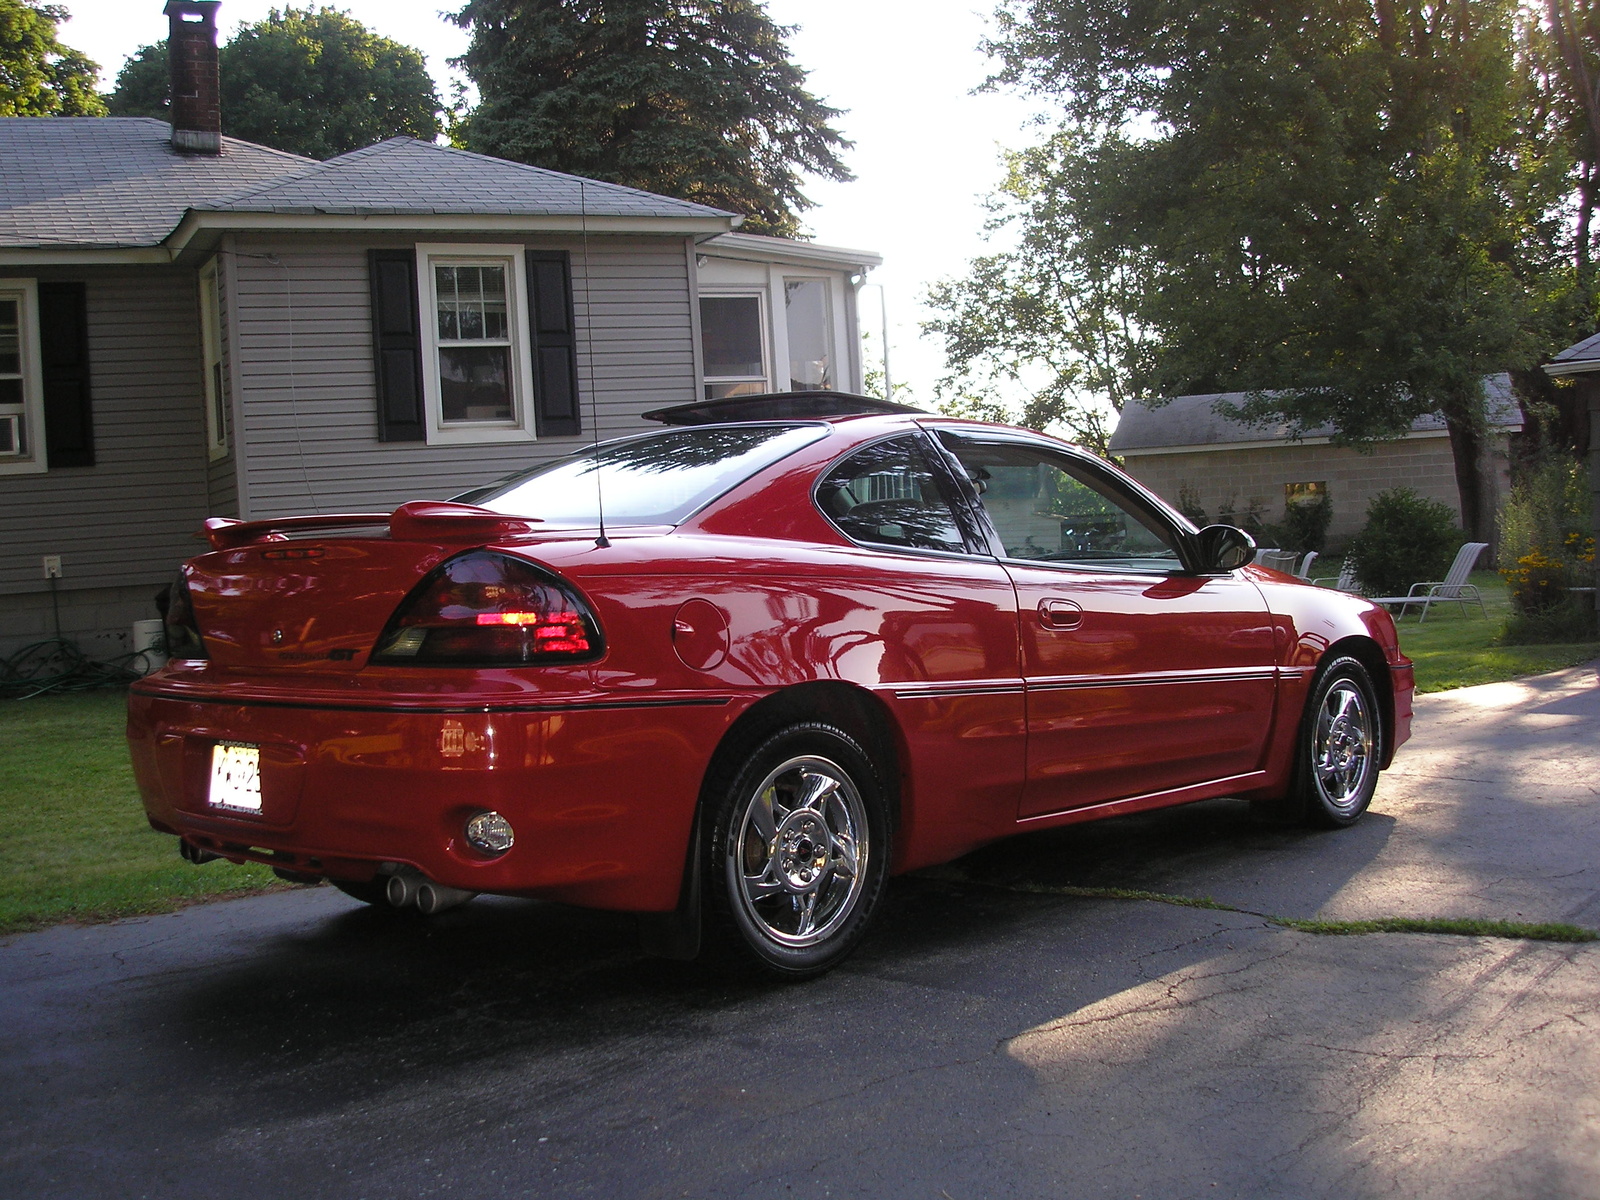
(934, 432), (1279, 818)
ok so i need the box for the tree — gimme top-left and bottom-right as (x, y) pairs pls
(0, 0), (104, 116)
(450, 0), (852, 238)
(107, 6), (442, 160)
(923, 133), (1154, 455)
(938, 0), (1567, 543)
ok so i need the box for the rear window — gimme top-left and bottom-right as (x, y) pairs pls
(471, 423), (828, 526)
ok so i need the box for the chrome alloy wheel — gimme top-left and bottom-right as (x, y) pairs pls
(728, 754), (869, 949)
(1311, 678), (1375, 815)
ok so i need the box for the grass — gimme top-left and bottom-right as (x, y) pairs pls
(0, 577), (1594, 937)
(1390, 570), (1599, 693)
(0, 690), (280, 935)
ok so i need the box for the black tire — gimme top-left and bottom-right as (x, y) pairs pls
(705, 723), (890, 978)
(1286, 655), (1383, 828)
(330, 877), (393, 907)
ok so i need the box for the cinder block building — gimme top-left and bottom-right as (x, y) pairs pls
(1108, 374), (1521, 543)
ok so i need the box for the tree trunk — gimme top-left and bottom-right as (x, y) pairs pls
(1444, 414), (1497, 558)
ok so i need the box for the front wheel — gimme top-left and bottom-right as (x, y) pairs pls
(1289, 656), (1383, 828)
(706, 724), (890, 978)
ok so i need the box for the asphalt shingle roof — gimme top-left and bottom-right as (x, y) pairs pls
(0, 118), (311, 248)
(198, 137), (735, 220)
(1550, 330), (1600, 364)
(1109, 373), (1522, 453)
(0, 123), (734, 250)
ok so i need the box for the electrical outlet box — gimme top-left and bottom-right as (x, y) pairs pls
(42, 555), (62, 579)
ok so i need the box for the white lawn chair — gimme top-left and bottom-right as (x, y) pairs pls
(1368, 542), (1489, 622)
(1312, 555), (1359, 592)
(1294, 550), (1319, 580)
(1256, 549), (1299, 573)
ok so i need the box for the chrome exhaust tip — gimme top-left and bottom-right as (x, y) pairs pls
(415, 880), (476, 916)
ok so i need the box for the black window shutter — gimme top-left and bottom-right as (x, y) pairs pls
(525, 250), (581, 437)
(38, 282), (93, 468)
(368, 250), (426, 442)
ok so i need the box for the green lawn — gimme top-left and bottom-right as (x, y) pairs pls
(2, 581), (1594, 936)
(0, 690), (280, 935)
(1390, 570), (1600, 693)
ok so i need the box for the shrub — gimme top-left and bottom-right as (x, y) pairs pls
(1349, 488), (1461, 598)
(1279, 494), (1333, 553)
(1501, 595), (1598, 644)
(1497, 458), (1594, 618)
(1175, 483), (1208, 526)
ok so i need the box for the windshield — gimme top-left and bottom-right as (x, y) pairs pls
(470, 423), (828, 526)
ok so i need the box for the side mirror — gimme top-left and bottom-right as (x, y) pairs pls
(1194, 524), (1256, 573)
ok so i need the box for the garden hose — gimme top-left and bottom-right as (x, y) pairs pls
(0, 638), (154, 701)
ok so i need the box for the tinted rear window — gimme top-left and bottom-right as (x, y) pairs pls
(472, 424), (827, 526)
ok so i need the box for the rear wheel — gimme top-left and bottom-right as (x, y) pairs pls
(1288, 656), (1382, 828)
(706, 724), (889, 978)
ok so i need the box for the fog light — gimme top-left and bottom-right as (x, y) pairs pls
(465, 810), (515, 856)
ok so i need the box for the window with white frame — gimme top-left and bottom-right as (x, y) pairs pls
(783, 277), (834, 391)
(0, 280), (45, 475)
(699, 292), (769, 399)
(417, 245), (536, 443)
(198, 260), (227, 459)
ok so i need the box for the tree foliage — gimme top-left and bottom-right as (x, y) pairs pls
(924, 133), (1153, 454)
(0, 0), (103, 116)
(107, 6), (442, 160)
(449, 0), (852, 237)
(930, 0), (1587, 541)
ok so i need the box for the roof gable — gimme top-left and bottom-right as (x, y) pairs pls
(1109, 373), (1522, 453)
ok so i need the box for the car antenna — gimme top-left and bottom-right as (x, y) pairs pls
(580, 179), (610, 548)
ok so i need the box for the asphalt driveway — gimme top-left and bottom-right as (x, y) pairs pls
(2, 662), (1597, 1200)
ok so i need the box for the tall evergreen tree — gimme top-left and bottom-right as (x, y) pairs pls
(0, 0), (103, 116)
(107, 6), (441, 160)
(451, 0), (852, 237)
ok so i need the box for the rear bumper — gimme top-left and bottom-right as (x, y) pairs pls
(127, 683), (748, 911)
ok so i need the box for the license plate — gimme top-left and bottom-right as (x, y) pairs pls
(208, 742), (262, 812)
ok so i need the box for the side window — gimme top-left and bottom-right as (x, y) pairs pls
(939, 435), (1181, 570)
(817, 435), (970, 554)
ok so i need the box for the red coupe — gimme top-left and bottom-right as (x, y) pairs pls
(128, 394), (1413, 977)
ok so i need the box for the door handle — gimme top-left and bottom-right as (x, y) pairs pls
(1038, 598), (1084, 630)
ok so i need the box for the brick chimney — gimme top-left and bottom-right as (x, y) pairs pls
(165, 1), (222, 155)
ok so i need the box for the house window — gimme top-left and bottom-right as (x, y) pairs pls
(784, 278), (834, 391)
(0, 280), (45, 476)
(700, 293), (769, 399)
(198, 260), (227, 459)
(1285, 481), (1327, 506)
(416, 245), (536, 444)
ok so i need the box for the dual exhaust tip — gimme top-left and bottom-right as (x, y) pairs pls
(178, 840), (475, 916)
(383, 868), (475, 916)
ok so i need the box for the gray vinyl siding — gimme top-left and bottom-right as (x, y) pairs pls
(0, 266), (211, 597)
(228, 233), (699, 517)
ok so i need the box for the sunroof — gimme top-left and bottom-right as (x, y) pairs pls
(642, 391), (925, 426)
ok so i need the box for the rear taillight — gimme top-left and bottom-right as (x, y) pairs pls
(371, 551), (604, 666)
(163, 571), (208, 660)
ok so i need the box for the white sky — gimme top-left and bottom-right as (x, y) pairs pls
(57, 0), (1040, 405)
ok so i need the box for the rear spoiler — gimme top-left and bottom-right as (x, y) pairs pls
(200, 501), (540, 551)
